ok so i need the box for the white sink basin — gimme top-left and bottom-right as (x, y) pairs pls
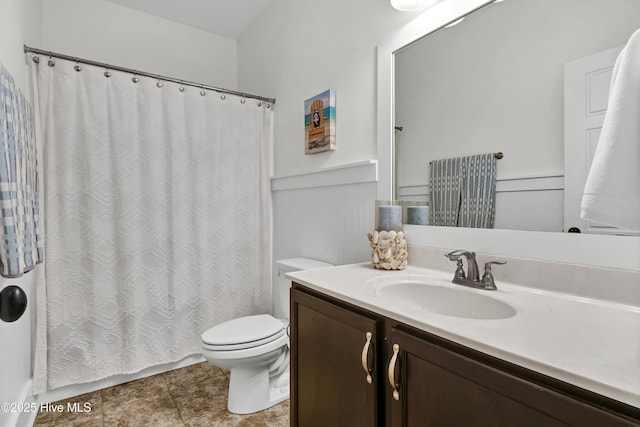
(369, 275), (516, 320)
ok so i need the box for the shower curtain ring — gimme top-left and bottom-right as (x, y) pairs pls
(179, 81), (185, 92)
(132, 75), (139, 83)
(74, 58), (82, 72)
(200, 85), (206, 96)
(240, 94), (246, 104)
(104, 68), (112, 78)
(47, 54), (55, 67)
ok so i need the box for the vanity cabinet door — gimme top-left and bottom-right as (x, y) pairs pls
(387, 328), (638, 427)
(291, 287), (381, 427)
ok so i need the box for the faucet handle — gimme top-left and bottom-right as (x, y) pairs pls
(481, 260), (506, 290)
(445, 249), (475, 261)
(485, 260), (507, 268)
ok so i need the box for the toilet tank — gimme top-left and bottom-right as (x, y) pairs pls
(274, 258), (333, 320)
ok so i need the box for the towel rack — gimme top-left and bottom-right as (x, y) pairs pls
(429, 152), (503, 164)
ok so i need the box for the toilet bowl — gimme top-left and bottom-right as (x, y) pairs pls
(201, 258), (333, 414)
(201, 314), (290, 414)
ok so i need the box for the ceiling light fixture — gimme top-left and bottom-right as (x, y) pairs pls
(390, 0), (443, 12)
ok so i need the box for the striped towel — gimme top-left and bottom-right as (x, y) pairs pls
(429, 156), (464, 226)
(459, 153), (496, 228)
(0, 63), (43, 277)
(430, 153), (496, 228)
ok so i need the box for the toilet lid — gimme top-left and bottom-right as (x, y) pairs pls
(201, 314), (285, 347)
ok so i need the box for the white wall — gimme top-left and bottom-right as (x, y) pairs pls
(271, 162), (378, 265)
(0, 0), (42, 87)
(41, 0), (238, 89)
(0, 1), (42, 426)
(239, 0), (421, 266)
(0, 272), (39, 427)
(238, 0), (420, 179)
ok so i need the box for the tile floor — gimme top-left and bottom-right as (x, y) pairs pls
(33, 362), (290, 426)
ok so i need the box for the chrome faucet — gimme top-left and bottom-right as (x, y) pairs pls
(445, 250), (506, 290)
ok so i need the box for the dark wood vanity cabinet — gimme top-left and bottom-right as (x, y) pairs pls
(291, 283), (640, 427)
(291, 288), (382, 426)
(388, 327), (638, 427)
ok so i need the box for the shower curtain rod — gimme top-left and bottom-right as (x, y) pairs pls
(23, 45), (276, 105)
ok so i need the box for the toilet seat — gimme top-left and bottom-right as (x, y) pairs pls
(201, 314), (286, 351)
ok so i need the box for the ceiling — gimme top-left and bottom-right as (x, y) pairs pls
(105, 0), (275, 39)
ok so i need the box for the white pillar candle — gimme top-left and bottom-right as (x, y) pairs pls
(407, 206), (429, 225)
(377, 205), (402, 231)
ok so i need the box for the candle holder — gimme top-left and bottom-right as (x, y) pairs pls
(367, 230), (407, 270)
(370, 201), (407, 270)
(375, 200), (403, 232)
(404, 201), (429, 225)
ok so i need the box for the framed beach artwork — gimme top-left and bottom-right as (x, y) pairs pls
(304, 89), (336, 154)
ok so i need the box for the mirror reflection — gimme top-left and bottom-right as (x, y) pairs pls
(394, 0), (640, 234)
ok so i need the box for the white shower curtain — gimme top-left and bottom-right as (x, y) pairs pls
(30, 57), (272, 393)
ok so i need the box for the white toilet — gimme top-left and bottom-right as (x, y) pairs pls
(201, 258), (333, 414)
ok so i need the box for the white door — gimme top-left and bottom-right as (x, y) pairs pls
(563, 45), (637, 235)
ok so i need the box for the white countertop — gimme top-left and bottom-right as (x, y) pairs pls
(287, 263), (640, 408)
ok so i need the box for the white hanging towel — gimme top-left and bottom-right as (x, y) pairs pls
(581, 28), (640, 231)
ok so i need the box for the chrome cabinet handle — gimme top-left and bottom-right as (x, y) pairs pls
(361, 332), (373, 384)
(388, 343), (400, 400)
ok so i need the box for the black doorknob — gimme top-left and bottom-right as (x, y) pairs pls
(0, 285), (28, 322)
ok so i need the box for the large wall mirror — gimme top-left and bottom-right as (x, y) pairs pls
(392, 0), (640, 234)
(376, 0), (640, 270)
